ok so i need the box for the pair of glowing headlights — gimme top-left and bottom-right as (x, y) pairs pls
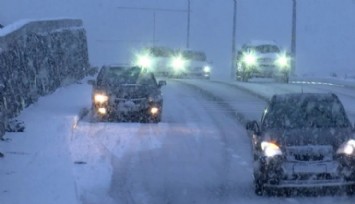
(94, 93), (160, 115)
(137, 54), (153, 69)
(242, 53), (290, 69)
(136, 54), (211, 73)
(136, 54), (186, 71)
(261, 139), (355, 158)
(95, 93), (162, 104)
(171, 56), (187, 72)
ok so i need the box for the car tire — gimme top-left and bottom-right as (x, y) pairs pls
(0, 121), (5, 139)
(154, 114), (162, 123)
(237, 71), (249, 82)
(145, 114), (161, 123)
(90, 106), (108, 122)
(282, 73), (289, 83)
(346, 184), (355, 196)
(240, 65), (251, 82)
(254, 177), (266, 196)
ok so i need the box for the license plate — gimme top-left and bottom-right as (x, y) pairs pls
(118, 100), (140, 112)
(293, 164), (326, 174)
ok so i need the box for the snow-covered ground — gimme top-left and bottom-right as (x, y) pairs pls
(0, 80), (92, 204)
(1, 77), (355, 204)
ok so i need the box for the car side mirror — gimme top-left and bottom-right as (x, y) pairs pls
(246, 120), (260, 134)
(158, 80), (167, 87)
(87, 79), (96, 86)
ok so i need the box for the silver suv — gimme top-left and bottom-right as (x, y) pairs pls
(236, 41), (291, 83)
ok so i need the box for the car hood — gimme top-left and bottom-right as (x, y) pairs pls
(256, 53), (279, 59)
(96, 84), (160, 100)
(262, 128), (352, 149)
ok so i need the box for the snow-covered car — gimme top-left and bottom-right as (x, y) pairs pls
(142, 46), (175, 77)
(236, 41), (291, 83)
(167, 49), (211, 79)
(89, 65), (166, 122)
(246, 93), (355, 195)
(180, 50), (211, 79)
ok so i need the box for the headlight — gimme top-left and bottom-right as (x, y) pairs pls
(171, 56), (186, 71)
(242, 52), (257, 67)
(203, 66), (211, 73)
(94, 93), (109, 104)
(137, 54), (153, 69)
(150, 107), (159, 115)
(97, 107), (107, 115)
(261, 141), (282, 157)
(337, 139), (355, 155)
(275, 54), (290, 68)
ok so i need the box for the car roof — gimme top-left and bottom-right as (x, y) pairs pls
(245, 40), (278, 47)
(271, 93), (338, 103)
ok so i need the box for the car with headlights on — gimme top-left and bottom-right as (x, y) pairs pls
(246, 93), (355, 195)
(236, 41), (291, 83)
(89, 65), (166, 122)
(169, 50), (211, 79)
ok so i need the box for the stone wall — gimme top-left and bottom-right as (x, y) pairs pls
(0, 19), (89, 124)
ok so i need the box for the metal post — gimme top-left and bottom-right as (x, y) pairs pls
(153, 12), (156, 46)
(186, 0), (191, 48)
(291, 0), (297, 75)
(231, 0), (237, 80)
(116, 6), (188, 46)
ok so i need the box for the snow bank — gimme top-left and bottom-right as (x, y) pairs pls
(0, 79), (93, 204)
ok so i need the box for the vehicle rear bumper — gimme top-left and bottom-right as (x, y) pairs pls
(262, 160), (355, 189)
(265, 179), (355, 188)
(245, 65), (287, 78)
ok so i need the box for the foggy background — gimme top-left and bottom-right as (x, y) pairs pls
(1, 0), (355, 79)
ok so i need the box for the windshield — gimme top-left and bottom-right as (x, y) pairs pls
(182, 50), (207, 61)
(248, 45), (280, 53)
(2, 1), (355, 203)
(148, 47), (175, 58)
(98, 67), (157, 87)
(262, 97), (350, 129)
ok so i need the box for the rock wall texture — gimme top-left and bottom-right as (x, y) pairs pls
(0, 19), (90, 135)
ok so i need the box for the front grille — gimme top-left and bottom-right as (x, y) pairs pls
(258, 58), (273, 63)
(286, 145), (333, 162)
(294, 154), (324, 161)
(291, 173), (335, 181)
(115, 98), (146, 104)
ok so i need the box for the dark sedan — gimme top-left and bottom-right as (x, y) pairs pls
(89, 66), (166, 122)
(246, 93), (355, 195)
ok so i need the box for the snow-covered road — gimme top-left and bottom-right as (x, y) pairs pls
(1, 78), (355, 204)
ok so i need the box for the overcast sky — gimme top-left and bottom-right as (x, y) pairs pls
(1, 0), (355, 79)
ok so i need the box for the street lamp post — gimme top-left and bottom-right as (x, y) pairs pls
(291, 0), (297, 75)
(231, 0), (237, 80)
(116, 6), (188, 46)
(186, 0), (191, 49)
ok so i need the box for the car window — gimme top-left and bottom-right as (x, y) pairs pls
(254, 45), (280, 53)
(137, 74), (157, 86)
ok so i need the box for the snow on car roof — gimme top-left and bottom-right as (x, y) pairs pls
(246, 40), (278, 46)
(272, 92), (337, 102)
